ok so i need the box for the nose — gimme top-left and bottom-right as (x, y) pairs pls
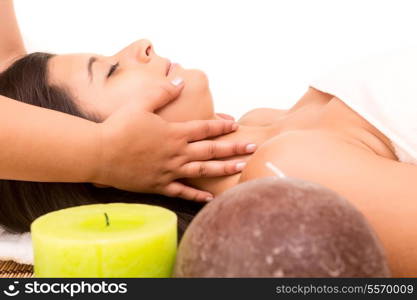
(117, 39), (154, 64)
(132, 39), (153, 63)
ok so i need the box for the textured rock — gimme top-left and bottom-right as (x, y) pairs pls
(173, 177), (390, 277)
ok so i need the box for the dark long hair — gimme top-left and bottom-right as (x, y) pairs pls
(0, 52), (202, 237)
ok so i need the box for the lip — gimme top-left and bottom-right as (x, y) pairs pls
(165, 60), (171, 76)
(166, 62), (179, 76)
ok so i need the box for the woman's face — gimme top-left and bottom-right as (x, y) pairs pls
(47, 39), (215, 122)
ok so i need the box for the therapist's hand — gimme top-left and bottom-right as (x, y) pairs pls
(92, 78), (257, 201)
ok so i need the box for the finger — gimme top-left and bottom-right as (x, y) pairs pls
(174, 119), (238, 142)
(141, 77), (185, 112)
(185, 140), (257, 160)
(162, 181), (214, 202)
(216, 113), (235, 121)
(179, 159), (248, 178)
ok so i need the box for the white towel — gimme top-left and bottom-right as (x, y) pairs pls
(310, 47), (417, 165)
(0, 227), (33, 265)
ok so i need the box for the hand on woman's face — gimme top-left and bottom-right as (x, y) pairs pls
(47, 39), (215, 122)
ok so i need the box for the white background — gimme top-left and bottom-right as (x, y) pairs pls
(14, 0), (417, 118)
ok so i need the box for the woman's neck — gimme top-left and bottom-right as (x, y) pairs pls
(182, 118), (282, 196)
(211, 113), (282, 146)
(187, 102), (314, 195)
(211, 122), (279, 149)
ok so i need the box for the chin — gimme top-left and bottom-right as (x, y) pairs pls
(184, 69), (209, 90)
(157, 69), (214, 122)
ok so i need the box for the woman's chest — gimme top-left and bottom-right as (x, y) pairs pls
(241, 92), (396, 161)
(190, 90), (397, 196)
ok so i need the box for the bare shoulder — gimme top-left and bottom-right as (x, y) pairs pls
(238, 108), (287, 126)
(237, 128), (417, 276)
(237, 87), (333, 127)
(239, 129), (378, 184)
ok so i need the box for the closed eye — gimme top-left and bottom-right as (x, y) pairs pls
(107, 63), (119, 78)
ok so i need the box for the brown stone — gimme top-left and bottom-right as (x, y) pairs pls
(173, 177), (390, 277)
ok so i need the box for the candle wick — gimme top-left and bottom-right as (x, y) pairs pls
(104, 212), (110, 227)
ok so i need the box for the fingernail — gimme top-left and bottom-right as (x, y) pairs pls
(205, 196), (214, 202)
(171, 77), (183, 86)
(246, 144), (257, 152)
(235, 162), (247, 171)
(232, 123), (238, 131)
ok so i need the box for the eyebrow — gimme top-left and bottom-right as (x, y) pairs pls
(87, 56), (97, 83)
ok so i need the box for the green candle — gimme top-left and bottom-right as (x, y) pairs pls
(30, 203), (177, 278)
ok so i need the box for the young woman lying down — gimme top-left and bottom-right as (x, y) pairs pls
(1, 39), (417, 276)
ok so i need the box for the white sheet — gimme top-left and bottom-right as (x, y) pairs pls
(310, 47), (417, 165)
(0, 227), (33, 265)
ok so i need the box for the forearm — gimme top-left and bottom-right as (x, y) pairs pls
(0, 95), (99, 182)
(0, 0), (26, 70)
